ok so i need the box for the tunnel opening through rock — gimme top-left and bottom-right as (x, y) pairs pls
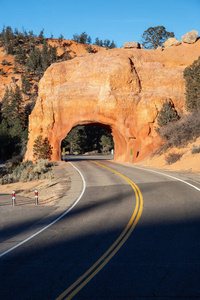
(61, 123), (114, 155)
(54, 118), (129, 162)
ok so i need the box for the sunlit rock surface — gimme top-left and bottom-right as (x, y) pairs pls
(25, 39), (200, 163)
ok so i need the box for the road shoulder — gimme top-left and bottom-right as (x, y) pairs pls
(0, 161), (84, 256)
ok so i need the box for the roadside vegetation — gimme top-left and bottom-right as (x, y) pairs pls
(155, 56), (200, 164)
(0, 159), (53, 185)
(165, 152), (183, 165)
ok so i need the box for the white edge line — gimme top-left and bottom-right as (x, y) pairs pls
(0, 162), (86, 258)
(132, 165), (200, 192)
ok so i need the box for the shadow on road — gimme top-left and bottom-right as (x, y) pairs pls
(0, 184), (200, 299)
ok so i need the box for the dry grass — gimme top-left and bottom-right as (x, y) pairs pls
(0, 162), (70, 206)
(136, 137), (200, 173)
(165, 152), (183, 165)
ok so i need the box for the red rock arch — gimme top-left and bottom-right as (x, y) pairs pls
(24, 42), (200, 163)
(44, 115), (129, 162)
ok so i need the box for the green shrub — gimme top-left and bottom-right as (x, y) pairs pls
(33, 159), (53, 175)
(155, 99), (179, 132)
(27, 171), (37, 182)
(1, 69), (5, 75)
(184, 56), (200, 112)
(0, 173), (14, 185)
(0, 159), (53, 184)
(159, 111), (200, 150)
(1, 59), (10, 66)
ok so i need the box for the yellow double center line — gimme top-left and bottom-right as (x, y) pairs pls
(56, 161), (143, 300)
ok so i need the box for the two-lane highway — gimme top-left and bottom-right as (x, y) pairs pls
(0, 157), (200, 299)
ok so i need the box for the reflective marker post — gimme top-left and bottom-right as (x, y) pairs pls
(12, 190), (16, 206)
(35, 189), (38, 205)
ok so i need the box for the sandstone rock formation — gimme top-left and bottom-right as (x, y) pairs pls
(124, 42), (141, 49)
(181, 30), (198, 44)
(25, 39), (200, 163)
(0, 40), (105, 102)
(163, 37), (181, 47)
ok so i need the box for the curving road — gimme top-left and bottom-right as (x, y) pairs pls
(0, 157), (200, 299)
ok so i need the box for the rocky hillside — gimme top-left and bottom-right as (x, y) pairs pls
(0, 38), (105, 102)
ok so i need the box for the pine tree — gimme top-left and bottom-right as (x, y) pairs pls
(26, 47), (42, 77)
(72, 34), (79, 44)
(87, 36), (92, 44)
(79, 32), (88, 44)
(22, 27), (28, 42)
(14, 27), (23, 46)
(94, 37), (103, 47)
(12, 85), (26, 126)
(1, 87), (14, 124)
(100, 135), (113, 153)
(43, 137), (53, 159)
(10, 118), (24, 137)
(142, 26), (174, 49)
(42, 40), (50, 71)
(110, 40), (116, 49)
(21, 74), (30, 94)
(0, 119), (9, 135)
(28, 30), (36, 50)
(62, 125), (114, 154)
(2, 26), (15, 54)
(0, 119), (11, 160)
(15, 46), (27, 65)
(7, 41), (14, 55)
(49, 45), (57, 63)
(33, 135), (53, 160)
(184, 56), (200, 111)
(103, 39), (110, 49)
(38, 29), (44, 44)
(0, 26), (6, 47)
(62, 126), (87, 154)
(58, 34), (63, 46)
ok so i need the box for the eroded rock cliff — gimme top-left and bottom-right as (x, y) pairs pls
(25, 39), (200, 162)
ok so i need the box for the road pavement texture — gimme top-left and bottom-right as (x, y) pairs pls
(0, 156), (200, 299)
(0, 162), (83, 255)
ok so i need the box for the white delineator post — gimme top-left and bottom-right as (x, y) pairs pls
(12, 190), (16, 206)
(35, 189), (38, 205)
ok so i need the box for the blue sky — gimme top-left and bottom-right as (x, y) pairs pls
(0, 0), (199, 47)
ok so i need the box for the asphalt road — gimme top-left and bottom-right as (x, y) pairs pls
(0, 156), (200, 299)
